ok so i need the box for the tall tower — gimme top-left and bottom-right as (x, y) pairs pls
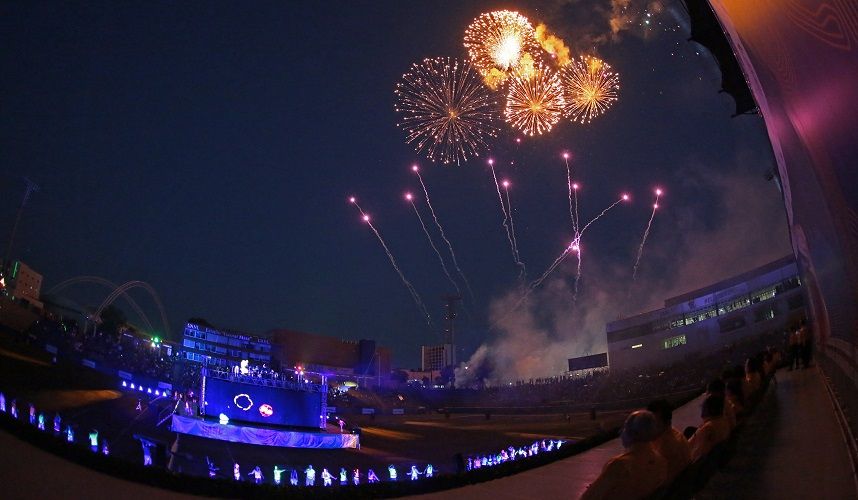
(3, 177), (39, 275)
(442, 295), (461, 365)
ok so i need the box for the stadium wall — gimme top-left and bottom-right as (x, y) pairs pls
(702, 0), (858, 438)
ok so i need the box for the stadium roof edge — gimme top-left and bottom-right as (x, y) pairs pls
(664, 254), (795, 307)
(682, 0), (757, 116)
(608, 254), (796, 329)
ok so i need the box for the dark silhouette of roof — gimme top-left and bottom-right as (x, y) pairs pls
(683, 0), (757, 116)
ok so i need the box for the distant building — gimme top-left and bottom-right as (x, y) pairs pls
(403, 369), (441, 386)
(181, 322), (272, 367)
(421, 344), (453, 371)
(269, 329), (391, 384)
(607, 255), (805, 371)
(6, 260), (43, 310)
(567, 353), (609, 375)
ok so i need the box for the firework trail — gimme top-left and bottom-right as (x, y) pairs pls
(349, 197), (432, 327)
(530, 241), (579, 292)
(572, 182), (581, 231)
(502, 179), (527, 280)
(579, 194), (630, 238)
(504, 240), (579, 315)
(412, 166), (474, 300)
(572, 193), (629, 302)
(562, 153), (579, 235)
(632, 188), (662, 281)
(573, 183), (580, 235)
(488, 159), (518, 270)
(504, 194), (629, 316)
(405, 192), (461, 296)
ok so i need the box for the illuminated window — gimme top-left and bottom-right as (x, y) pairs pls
(750, 286), (777, 303)
(685, 307), (716, 325)
(662, 335), (687, 349)
(723, 297), (751, 313)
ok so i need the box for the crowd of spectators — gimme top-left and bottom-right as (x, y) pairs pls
(22, 318), (180, 385)
(579, 342), (782, 499)
(17, 316), (799, 426)
(19, 317), (328, 398)
(335, 330), (786, 416)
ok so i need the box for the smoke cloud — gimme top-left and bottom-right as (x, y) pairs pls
(456, 163), (792, 386)
(535, 24), (572, 66)
(534, 0), (672, 50)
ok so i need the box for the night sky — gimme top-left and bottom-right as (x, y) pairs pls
(0, 1), (791, 373)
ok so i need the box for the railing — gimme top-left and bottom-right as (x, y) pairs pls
(203, 368), (325, 393)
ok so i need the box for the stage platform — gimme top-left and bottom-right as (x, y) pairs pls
(170, 415), (359, 449)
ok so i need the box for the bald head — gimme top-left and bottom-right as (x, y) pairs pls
(621, 410), (660, 448)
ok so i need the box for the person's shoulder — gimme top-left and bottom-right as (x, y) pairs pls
(604, 451), (635, 472)
(670, 426), (689, 443)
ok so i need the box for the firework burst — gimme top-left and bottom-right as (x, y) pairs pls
(395, 57), (499, 165)
(559, 55), (620, 125)
(463, 10), (541, 88)
(504, 64), (565, 136)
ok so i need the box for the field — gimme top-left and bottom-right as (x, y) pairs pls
(0, 335), (627, 482)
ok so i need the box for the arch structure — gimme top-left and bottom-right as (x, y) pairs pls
(48, 276), (157, 333)
(92, 281), (171, 338)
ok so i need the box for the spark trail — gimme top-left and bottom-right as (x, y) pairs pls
(579, 194), (629, 238)
(530, 241), (579, 292)
(489, 159), (519, 273)
(573, 183), (580, 236)
(350, 197), (432, 327)
(502, 179), (526, 280)
(562, 153), (579, 234)
(412, 165), (474, 300)
(506, 240), (579, 315)
(562, 152), (584, 300)
(632, 188), (662, 281)
(500, 193), (629, 321)
(572, 193), (629, 301)
(406, 192), (461, 296)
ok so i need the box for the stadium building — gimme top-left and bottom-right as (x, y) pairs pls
(3, 260), (43, 310)
(607, 255), (805, 370)
(269, 328), (391, 384)
(181, 322), (272, 367)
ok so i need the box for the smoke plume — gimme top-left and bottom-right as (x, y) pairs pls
(456, 165), (792, 386)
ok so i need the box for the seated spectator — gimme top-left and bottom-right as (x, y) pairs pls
(706, 379), (736, 430)
(580, 410), (668, 500)
(725, 380), (745, 420)
(743, 357), (762, 399)
(763, 350), (776, 377)
(646, 399), (691, 481)
(688, 395), (731, 462)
